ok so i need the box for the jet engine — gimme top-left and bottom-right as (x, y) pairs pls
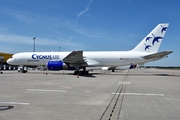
(46, 61), (67, 70)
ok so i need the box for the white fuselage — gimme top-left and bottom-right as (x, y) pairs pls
(6, 23), (171, 69)
(7, 51), (154, 67)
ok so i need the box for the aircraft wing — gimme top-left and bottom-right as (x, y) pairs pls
(63, 50), (99, 66)
(63, 50), (86, 64)
(142, 51), (173, 60)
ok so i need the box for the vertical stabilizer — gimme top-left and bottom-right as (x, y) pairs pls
(132, 23), (169, 53)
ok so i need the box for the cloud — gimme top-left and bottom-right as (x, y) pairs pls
(0, 33), (81, 47)
(74, 0), (93, 30)
(73, 27), (110, 39)
(67, 36), (72, 42)
(13, 13), (35, 23)
(5, 8), (38, 24)
(0, 26), (9, 33)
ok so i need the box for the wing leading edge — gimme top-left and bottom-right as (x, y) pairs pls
(63, 50), (85, 64)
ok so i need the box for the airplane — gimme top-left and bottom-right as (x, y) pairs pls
(6, 23), (173, 74)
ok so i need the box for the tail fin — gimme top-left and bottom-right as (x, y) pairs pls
(129, 64), (138, 69)
(132, 23), (169, 53)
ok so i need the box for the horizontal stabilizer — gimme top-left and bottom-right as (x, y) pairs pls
(142, 51), (173, 60)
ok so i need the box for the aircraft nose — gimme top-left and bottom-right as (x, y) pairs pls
(6, 58), (13, 65)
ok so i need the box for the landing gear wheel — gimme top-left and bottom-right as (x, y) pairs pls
(22, 70), (27, 73)
(74, 70), (89, 75)
(84, 71), (89, 74)
(74, 71), (79, 75)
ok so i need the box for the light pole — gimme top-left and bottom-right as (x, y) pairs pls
(59, 46), (61, 52)
(33, 37), (36, 52)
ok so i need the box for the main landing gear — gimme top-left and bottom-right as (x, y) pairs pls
(18, 66), (28, 73)
(74, 67), (89, 75)
(74, 70), (89, 75)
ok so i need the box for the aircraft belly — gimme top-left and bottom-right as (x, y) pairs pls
(96, 58), (143, 66)
(23, 59), (46, 66)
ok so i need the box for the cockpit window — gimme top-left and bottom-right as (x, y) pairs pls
(10, 55), (14, 58)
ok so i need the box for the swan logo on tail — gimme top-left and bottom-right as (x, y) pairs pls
(144, 43), (151, 51)
(132, 23), (169, 53)
(146, 37), (152, 42)
(161, 25), (168, 33)
(152, 33), (163, 46)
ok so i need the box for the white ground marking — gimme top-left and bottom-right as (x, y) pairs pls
(83, 90), (92, 93)
(0, 102), (30, 105)
(44, 82), (53, 85)
(27, 89), (67, 92)
(61, 86), (72, 89)
(112, 92), (164, 96)
(117, 81), (131, 85)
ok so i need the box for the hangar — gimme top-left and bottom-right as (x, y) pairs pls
(0, 52), (14, 73)
(0, 52), (13, 63)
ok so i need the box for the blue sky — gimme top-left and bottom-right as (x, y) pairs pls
(0, 0), (179, 66)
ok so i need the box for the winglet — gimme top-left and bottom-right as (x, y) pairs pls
(132, 23), (169, 53)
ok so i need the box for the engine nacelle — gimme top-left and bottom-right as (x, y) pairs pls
(46, 61), (67, 71)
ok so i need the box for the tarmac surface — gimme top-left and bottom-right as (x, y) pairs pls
(0, 69), (180, 120)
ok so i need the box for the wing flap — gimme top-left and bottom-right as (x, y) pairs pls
(142, 51), (173, 59)
(84, 58), (99, 66)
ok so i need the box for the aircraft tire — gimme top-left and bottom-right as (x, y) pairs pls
(74, 71), (79, 75)
(112, 69), (115, 72)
